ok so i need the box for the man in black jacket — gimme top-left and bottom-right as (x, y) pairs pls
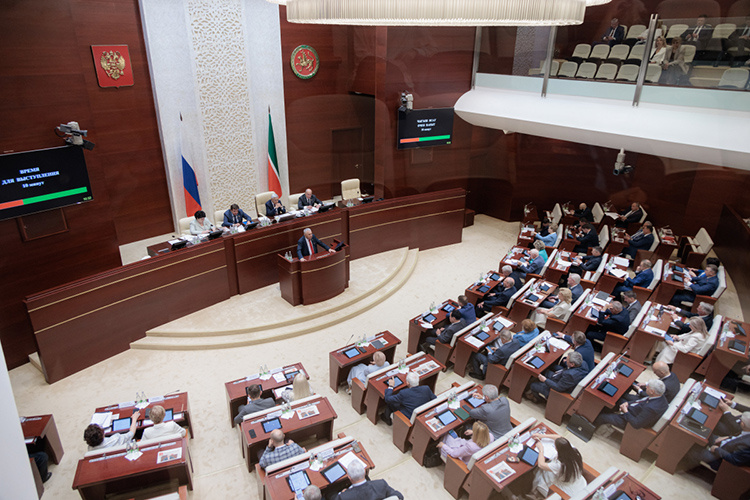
(594, 379), (668, 432)
(573, 223), (598, 253)
(526, 352), (588, 402)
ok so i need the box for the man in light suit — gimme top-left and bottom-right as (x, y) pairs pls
(265, 192), (286, 217)
(337, 460), (403, 499)
(476, 278), (516, 315)
(613, 260), (654, 298)
(234, 384), (275, 425)
(661, 37), (688, 85)
(469, 329), (521, 380)
(381, 372), (435, 425)
(670, 263), (719, 306)
(421, 310), (466, 353)
(600, 18), (625, 47)
(222, 203), (252, 227)
(621, 290), (643, 324)
(467, 384), (513, 438)
(297, 188), (322, 209)
(594, 380), (668, 431)
(621, 221), (655, 259)
(296, 228), (335, 261)
(518, 248), (544, 278)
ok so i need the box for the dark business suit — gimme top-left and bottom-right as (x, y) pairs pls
(265, 199), (286, 217)
(469, 397), (513, 438)
(613, 268), (654, 297)
(338, 479), (404, 500)
(714, 402), (750, 437)
(297, 193), (322, 209)
(623, 372), (680, 404)
(233, 397), (275, 425)
(683, 23), (713, 50)
(573, 229), (598, 253)
(529, 364), (588, 399)
(562, 335), (595, 373)
(622, 232), (654, 258)
(569, 254), (601, 277)
(673, 309), (713, 334)
(573, 206), (594, 222)
(471, 338), (521, 376)
(595, 395), (668, 430)
(586, 307), (630, 344)
(692, 432), (750, 470)
(615, 208), (643, 228)
(670, 274), (719, 306)
(625, 300), (643, 324)
(459, 303), (477, 323)
(384, 385), (435, 420)
(476, 285), (516, 315)
(222, 208), (252, 227)
(296, 235), (331, 259)
(601, 24), (625, 46)
(425, 318), (467, 346)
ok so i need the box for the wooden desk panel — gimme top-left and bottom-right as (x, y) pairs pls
(703, 318), (750, 387)
(504, 339), (569, 403)
(329, 331), (400, 393)
(453, 315), (515, 378)
(22, 414), (64, 465)
(95, 392), (193, 439)
(574, 356), (645, 422)
(407, 300), (457, 355)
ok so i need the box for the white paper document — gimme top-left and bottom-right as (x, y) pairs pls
(613, 256), (630, 267)
(91, 412), (113, 428)
(338, 451), (367, 472)
(609, 268), (628, 279)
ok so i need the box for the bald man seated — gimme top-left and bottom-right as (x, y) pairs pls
(298, 188), (322, 209)
(258, 429), (305, 470)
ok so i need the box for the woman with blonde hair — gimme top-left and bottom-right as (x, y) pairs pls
(649, 36), (667, 65)
(533, 287), (573, 329)
(437, 421), (492, 464)
(282, 373), (314, 403)
(533, 239), (549, 262)
(656, 316), (708, 364)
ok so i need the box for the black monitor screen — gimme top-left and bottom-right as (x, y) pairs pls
(396, 108), (454, 150)
(478, 285), (490, 293)
(0, 146), (93, 221)
(423, 314), (436, 323)
(617, 364), (634, 377)
(467, 396), (484, 408)
(437, 411), (457, 426)
(609, 491), (632, 500)
(688, 408), (708, 425)
(518, 446), (540, 466)
(598, 382), (618, 397)
(443, 304), (455, 313)
(321, 462), (347, 484)
(490, 273), (501, 281)
(700, 393), (720, 409)
(261, 418), (282, 433)
(344, 348), (360, 359)
(164, 409), (174, 422)
(391, 377), (404, 389)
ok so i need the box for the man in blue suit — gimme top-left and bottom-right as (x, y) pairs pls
(381, 372), (435, 425)
(222, 203), (252, 227)
(337, 460), (403, 500)
(297, 188), (322, 210)
(569, 246), (603, 277)
(668, 302), (714, 334)
(296, 228), (334, 261)
(457, 295), (476, 323)
(594, 380), (668, 431)
(586, 301), (630, 348)
(526, 352), (588, 402)
(518, 249), (544, 278)
(573, 224), (598, 254)
(476, 278), (516, 316)
(621, 222), (655, 259)
(469, 330), (521, 380)
(265, 192), (286, 217)
(612, 259), (654, 298)
(689, 412), (750, 470)
(556, 331), (595, 373)
(670, 264), (719, 306)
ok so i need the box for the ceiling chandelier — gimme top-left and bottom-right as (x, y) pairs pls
(285, 0), (588, 26)
(585, 0), (612, 5)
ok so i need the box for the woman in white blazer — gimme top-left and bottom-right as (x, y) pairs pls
(534, 288), (573, 329)
(656, 316), (708, 364)
(142, 405), (186, 441)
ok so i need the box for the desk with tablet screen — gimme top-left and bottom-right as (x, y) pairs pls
(407, 300), (458, 355)
(465, 272), (503, 306)
(565, 293), (613, 337)
(509, 280), (557, 324)
(498, 246), (532, 276)
(579, 469), (660, 500)
(545, 249), (586, 287)
(225, 363), (307, 426)
(328, 331), (400, 393)
(94, 392), (192, 439)
(504, 339), (569, 404)
(652, 262), (689, 305)
(572, 356), (645, 422)
(702, 318), (750, 387)
(624, 303), (675, 365)
(453, 315), (516, 378)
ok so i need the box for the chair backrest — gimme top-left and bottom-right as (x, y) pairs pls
(616, 63), (640, 81)
(550, 203), (563, 224)
(713, 23), (737, 39)
(628, 44), (645, 61)
(365, 351), (425, 382)
(595, 63), (618, 80)
(341, 178), (361, 200)
(572, 467), (619, 500)
(571, 43), (592, 59)
(451, 313), (491, 348)
(598, 224), (610, 249)
(645, 64), (662, 83)
(548, 60), (560, 77)
(508, 278), (535, 310)
(653, 378), (697, 433)
(84, 435), (185, 458)
(572, 352), (615, 398)
(553, 224), (564, 248)
(718, 68), (749, 88)
(665, 24), (688, 40)
(538, 249), (556, 276)
(591, 253), (609, 283)
(638, 207), (648, 223)
(648, 231), (660, 253)
(715, 266), (727, 298)
(683, 44), (697, 64)
(626, 24), (647, 39)
(576, 62), (597, 79)
(624, 300), (651, 338)
(693, 227), (714, 254)
(467, 417), (537, 470)
(214, 210), (225, 227)
(558, 61), (578, 78)
(410, 381), (475, 424)
(178, 217), (192, 235)
(608, 44), (631, 61)
(592, 202), (604, 223)
(698, 315), (723, 356)
(567, 288), (591, 320)
(288, 193), (305, 210)
(505, 331), (546, 369)
(255, 191), (275, 217)
(589, 44), (610, 60)
(648, 260), (663, 291)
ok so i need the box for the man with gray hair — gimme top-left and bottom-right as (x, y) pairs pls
(296, 227), (335, 261)
(466, 384), (513, 438)
(689, 412), (750, 470)
(518, 248), (544, 278)
(594, 379), (668, 432)
(525, 351), (588, 403)
(668, 301), (714, 333)
(337, 459), (403, 499)
(265, 191), (287, 217)
(541, 273), (583, 308)
(476, 277), (517, 315)
(469, 329), (520, 380)
(347, 351), (387, 394)
(586, 300), (630, 349)
(381, 371), (435, 426)
(303, 485), (322, 500)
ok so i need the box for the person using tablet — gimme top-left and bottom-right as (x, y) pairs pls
(593, 380), (668, 435)
(585, 301), (629, 350)
(666, 302), (714, 334)
(421, 310), (466, 354)
(234, 384), (275, 425)
(469, 329), (521, 380)
(259, 429), (305, 470)
(303, 485), (322, 500)
(347, 351), (386, 395)
(475, 277), (517, 316)
(281, 373), (314, 403)
(655, 316), (708, 364)
(381, 372), (435, 426)
(337, 460), (403, 499)
(525, 352), (587, 404)
(436, 421), (492, 464)
(466, 385), (513, 438)
(530, 434), (587, 498)
(84, 410), (141, 451)
(222, 203), (252, 227)
(142, 405), (186, 440)
(189, 210), (216, 235)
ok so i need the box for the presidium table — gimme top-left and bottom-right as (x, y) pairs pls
(277, 241), (349, 306)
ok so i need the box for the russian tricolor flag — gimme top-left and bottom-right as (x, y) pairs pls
(180, 114), (201, 217)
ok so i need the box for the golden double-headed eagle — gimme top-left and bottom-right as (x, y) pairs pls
(100, 51), (126, 80)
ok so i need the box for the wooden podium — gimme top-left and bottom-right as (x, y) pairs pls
(277, 240), (349, 306)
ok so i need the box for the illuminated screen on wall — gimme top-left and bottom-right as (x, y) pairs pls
(0, 146), (93, 221)
(396, 108), (454, 150)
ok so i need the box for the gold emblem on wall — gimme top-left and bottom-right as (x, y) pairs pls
(91, 45), (134, 88)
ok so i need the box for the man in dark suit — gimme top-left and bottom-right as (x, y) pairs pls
(518, 249), (544, 278)
(601, 17), (625, 47)
(541, 274), (583, 308)
(594, 379), (668, 431)
(488, 265), (523, 293)
(714, 399), (750, 437)
(467, 385), (513, 438)
(296, 228), (335, 261)
(297, 188), (322, 210)
(573, 203), (594, 223)
(469, 329), (521, 380)
(381, 372), (435, 425)
(476, 278), (516, 316)
(457, 294), (477, 323)
(689, 412), (750, 470)
(622, 362), (680, 403)
(265, 192), (287, 217)
(621, 222), (655, 259)
(222, 203), (253, 227)
(612, 259), (654, 298)
(233, 384), (275, 425)
(422, 310), (466, 353)
(573, 223), (598, 253)
(568, 246), (603, 277)
(726, 16), (750, 66)
(556, 331), (595, 374)
(668, 302), (714, 334)
(337, 460), (403, 500)
(615, 202), (643, 228)
(670, 264), (719, 306)
(621, 290), (643, 324)
(683, 14), (713, 50)
(526, 352), (588, 402)
(586, 300), (630, 347)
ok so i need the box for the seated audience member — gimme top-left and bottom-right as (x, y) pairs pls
(533, 239), (549, 262)
(714, 399), (750, 438)
(585, 301), (630, 348)
(649, 35), (668, 65)
(84, 410), (141, 450)
(726, 17), (750, 66)
(555, 330), (595, 374)
(421, 310), (466, 353)
(531, 434), (587, 498)
(337, 459), (403, 500)
(541, 274), (583, 308)
(190, 210), (215, 235)
(381, 372), (435, 425)
(573, 203), (594, 223)
(475, 278), (517, 316)
(142, 405), (186, 440)
(667, 302), (714, 333)
(615, 202), (643, 228)
(670, 263), (719, 306)
(620, 222), (654, 259)
(297, 227), (335, 261)
(259, 429), (305, 470)
(303, 485), (322, 500)
(265, 192), (286, 217)
(622, 361), (680, 404)
(568, 246), (603, 277)
(682, 14), (713, 50)
(29, 450), (52, 482)
(347, 351), (386, 394)
(437, 421), (492, 464)
(467, 385), (513, 438)
(297, 188), (322, 210)
(661, 36), (688, 85)
(534, 224), (558, 248)
(525, 352), (587, 403)
(222, 203), (252, 227)
(621, 290), (643, 324)
(601, 17), (625, 46)
(688, 412), (750, 470)
(685, 257), (720, 279)
(282, 373), (314, 403)
(612, 260), (654, 298)
(492, 265), (523, 290)
(457, 294), (477, 323)
(594, 379), (668, 432)
(518, 249), (544, 278)
(513, 319), (540, 347)
(573, 224), (598, 254)
(538, 218), (552, 237)
(655, 317), (708, 364)
(469, 329), (521, 380)
(636, 21), (663, 43)
(534, 287), (573, 330)
(234, 384), (275, 425)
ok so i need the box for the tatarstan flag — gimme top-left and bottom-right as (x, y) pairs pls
(267, 111), (282, 197)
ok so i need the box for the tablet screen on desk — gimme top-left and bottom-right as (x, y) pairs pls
(731, 340), (747, 353)
(442, 304), (455, 313)
(321, 462), (347, 484)
(700, 393), (720, 409)
(598, 381), (618, 397)
(478, 285), (490, 293)
(344, 348), (360, 359)
(617, 364), (634, 378)
(370, 339), (384, 350)
(467, 396), (484, 408)
(262, 418), (282, 433)
(390, 377), (404, 389)
(526, 294), (539, 303)
(437, 411), (457, 426)
(164, 409), (174, 422)
(490, 273), (501, 281)
(493, 321), (507, 332)
(673, 266), (684, 274)
(112, 417), (131, 433)
(287, 470), (311, 492)
(527, 356), (545, 369)
(475, 331), (490, 342)
(518, 445), (539, 466)
(687, 408), (708, 425)
(609, 491), (632, 500)
(423, 314), (436, 323)
(285, 370), (300, 382)
(539, 283), (551, 292)
(672, 274), (683, 282)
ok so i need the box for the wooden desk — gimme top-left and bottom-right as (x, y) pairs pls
(652, 262), (689, 305)
(465, 272), (503, 306)
(607, 227), (628, 257)
(22, 414), (64, 465)
(559, 226), (582, 253)
(572, 356), (645, 422)
(545, 250), (584, 286)
(580, 469), (660, 500)
(453, 316), (516, 378)
(703, 318), (750, 387)
(240, 396), (337, 472)
(95, 392), (193, 439)
(565, 294), (612, 336)
(508, 280), (557, 325)
(655, 384), (727, 474)
(329, 331), (401, 393)
(364, 354), (445, 425)
(225, 363), (307, 427)
(277, 241), (349, 306)
(407, 300), (458, 355)
(72, 437), (192, 500)
(264, 439), (374, 500)
(625, 303), (673, 365)
(595, 257), (630, 295)
(516, 225), (535, 246)
(498, 246), (531, 275)
(655, 228), (679, 262)
(504, 338), (569, 403)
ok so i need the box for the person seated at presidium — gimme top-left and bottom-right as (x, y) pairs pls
(142, 405), (186, 440)
(669, 263), (719, 307)
(525, 351), (588, 403)
(337, 459), (404, 500)
(601, 18), (625, 46)
(84, 410), (141, 450)
(380, 372), (436, 426)
(265, 192), (286, 217)
(223, 203), (252, 227)
(234, 383), (275, 425)
(594, 379), (668, 431)
(282, 373), (314, 403)
(421, 310), (466, 353)
(612, 259), (653, 298)
(585, 300), (630, 348)
(573, 223), (598, 254)
(568, 246), (602, 277)
(655, 316), (708, 365)
(469, 329), (521, 380)
(347, 351), (387, 394)
(615, 202), (643, 229)
(259, 429), (306, 470)
(620, 221), (654, 259)
(298, 188), (322, 210)
(296, 228), (335, 261)
(458, 294), (477, 323)
(531, 434), (587, 498)
(190, 210), (216, 235)
(437, 421), (493, 464)
(475, 278), (517, 316)
(540, 274), (583, 309)
(534, 287), (573, 330)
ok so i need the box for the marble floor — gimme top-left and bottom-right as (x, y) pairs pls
(10, 215), (747, 500)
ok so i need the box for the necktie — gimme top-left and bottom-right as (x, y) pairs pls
(308, 238), (314, 256)
(233, 214), (238, 223)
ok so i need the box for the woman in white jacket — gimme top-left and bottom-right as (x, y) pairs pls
(656, 316), (708, 364)
(649, 36), (667, 65)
